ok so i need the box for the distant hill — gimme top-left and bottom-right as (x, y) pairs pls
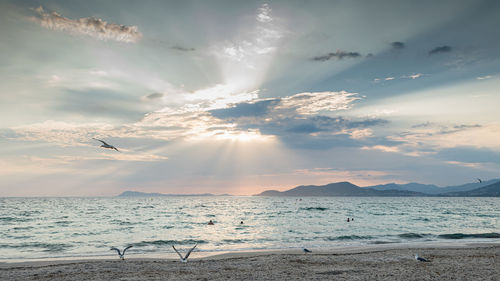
(255, 182), (426, 197)
(441, 181), (500, 197)
(365, 179), (500, 194)
(255, 180), (500, 197)
(117, 191), (224, 197)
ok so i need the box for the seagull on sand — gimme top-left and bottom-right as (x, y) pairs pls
(110, 246), (133, 260)
(303, 248), (312, 253)
(415, 254), (430, 262)
(93, 138), (120, 152)
(172, 244), (197, 263)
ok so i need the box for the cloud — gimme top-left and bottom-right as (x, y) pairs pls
(362, 145), (400, 153)
(428, 45), (452, 55)
(211, 91), (360, 119)
(32, 6), (142, 43)
(391, 41), (405, 49)
(171, 46), (195, 52)
(477, 75), (494, 80)
(217, 3), (283, 65)
(209, 91), (388, 148)
(375, 73), (424, 82)
(256, 3), (273, 23)
(312, 50), (362, 62)
(404, 73), (423, 79)
(377, 122), (486, 157)
(143, 93), (164, 100)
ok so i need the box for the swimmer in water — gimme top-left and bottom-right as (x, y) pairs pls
(208, 220), (214, 225)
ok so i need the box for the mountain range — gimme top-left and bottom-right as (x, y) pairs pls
(254, 179), (500, 197)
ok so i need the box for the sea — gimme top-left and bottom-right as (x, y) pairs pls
(0, 196), (499, 262)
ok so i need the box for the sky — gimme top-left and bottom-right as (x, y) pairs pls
(1, 0), (499, 196)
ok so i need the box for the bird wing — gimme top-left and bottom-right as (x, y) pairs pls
(123, 245), (133, 254)
(93, 138), (108, 146)
(172, 245), (185, 260)
(184, 244), (197, 259)
(110, 247), (121, 256)
(113, 146), (120, 152)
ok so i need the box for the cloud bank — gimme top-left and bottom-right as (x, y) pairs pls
(32, 6), (142, 43)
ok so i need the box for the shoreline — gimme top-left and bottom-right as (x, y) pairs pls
(1, 242), (499, 280)
(1, 240), (498, 266)
(0, 239), (500, 264)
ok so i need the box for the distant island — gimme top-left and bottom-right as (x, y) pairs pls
(117, 191), (232, 197)
(254, 180), (500, 197)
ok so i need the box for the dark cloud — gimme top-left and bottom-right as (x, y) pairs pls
(210, 99), (388, 149)
(210, 99), (277, 119)
(391, 41), (405, 49)
(145, 93), (164, 100)
(429, 45), (452, 55)
(171, 45), (196, 52)
(438, 124), (481, 135)
(312, 50), (361, 62)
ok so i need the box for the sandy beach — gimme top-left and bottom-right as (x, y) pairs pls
(1, 243), (498, 281)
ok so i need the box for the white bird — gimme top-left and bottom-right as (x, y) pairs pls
(172, 244), (197, 263)
(93, 138), (120, 152)
(415, 254), (430, 262)
(110, 246), (133, 260)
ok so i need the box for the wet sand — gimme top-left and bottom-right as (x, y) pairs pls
(1, 243), (498, 280)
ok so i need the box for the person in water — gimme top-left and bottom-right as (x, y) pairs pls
(208, 220), (214, 225)
(240, 221), (244, 224)
(347, 218), (350, 222)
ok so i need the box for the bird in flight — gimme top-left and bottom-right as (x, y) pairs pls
(93, 138), (120, 152)
(110, 246), (133, 260)
(477, 178), (482, 183)
(172, 244), (197, 263)
(414, 254), (430, 262)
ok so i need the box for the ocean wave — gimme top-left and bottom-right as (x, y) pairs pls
(324, 235), (373, 241)
(299, 207), (329, 211)
(397, 233), (431, 239)
(0, 242), (72, 252)
(0, 216), (32, 223)
(134, 239), (207, 247)
(369, 240), (398, 244)
(437, 232), (500, 239)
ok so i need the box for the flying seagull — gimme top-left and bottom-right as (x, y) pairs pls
(110, 246), (133, 260)
(93, 138), (120, 152)
(415, 254), (430, 262)
(172, 244), (197, 263)
(477, 178), (482, 183)
(303, 248), (312, 253)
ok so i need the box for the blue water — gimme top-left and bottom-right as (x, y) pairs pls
(0, 197), (499, 261)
